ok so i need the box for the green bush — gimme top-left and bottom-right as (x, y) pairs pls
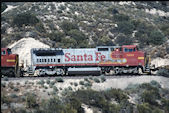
(113, 14), (130, 22)
(12, 12), (39, 27)
(53, 86), (58, 92)
(61, 37), (77, 48)
(161, 98), (169, 112)
(1, 82), (6, 88)
(35, 22), (46, 33)
(26, 93), (38, 108)
(84, 82), (92, 88)
(149, 30), (165, 45)
(55, 77), (64, 82)
(150, 80), (161, 88)
(44, 86), (48, 89)
(68, 86), (73, 91)
(3, 76), (8, 81)
(1, 95), (11, 104)
(14, 87), (19, 92)
(100, 75), (106, 82)
(74, 82), (78, 87)
(104, 88), (129, 103)
(94, 77), (100, 83)
(67, 29), (86, 42)
(10, 93), (18, 98)
(116, 21), (135, 35)
(137, 103), (152, 113)
(61, 21), (79, 33)
(48, 31), (64, 42)
(46, 79), (50, 84)
(37, 80), (45, 85)
(1, 3), (7, 13)
(79, 81), (85, 85)
(115, 34), (133, 46)
(157, 69), (169, 77)
(50, 81), (56, 85)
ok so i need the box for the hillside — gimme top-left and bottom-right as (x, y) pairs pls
(1, 2), (169, 67)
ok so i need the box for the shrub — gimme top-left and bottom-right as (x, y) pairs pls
(137, 103), (152, 113)
(26, 93), (38, 108)
(116, 21), (135, 35)
(1, 82), (6, 87)
(3, 76), (8, 81)
(157, 69), (169, 77)
(21, 96), (26, 102)
(115, 34), (133, 46)
(70, 82), (74, 85)
(50, 81), (56, 85)
(14, 87), (19, 92)
(149, 30), (165, 45)
(16, 108), (27, 113)
(74, 82), (78, 87)
(89, 76), (93, 80)
(100, 75), (106, 82)
(12, 12), (39, 27)
(37, 80), (45, 86)
(1, 95), (11, 104)
(49, 84), (53, 88)
(46, 79), (50, 84)
(53, 86), (58, 92)
(61, 37), (77, 48)
(84, 82), (92, 88)
(68, 86), (73, 91)
(55, 77), (64, 82)
(61, 21), (79, 33)
(84, 77), (89, 82)
(150, 80), (161, 88)
(25, 80), (28, 84)
(48, 31), (64, 42)
(113, 14), (130, 22)
(1, 3), (7, 13)
(67, 29), (86, 42)
(16, 82), (20, 85)
(104, 88), (128, 103)
(79, 81), (85, 85)
(94, 77), (100, 83)
(35, 22), (46, 33)
(10, 93), (18, 98)
(44, 86), (48, 89)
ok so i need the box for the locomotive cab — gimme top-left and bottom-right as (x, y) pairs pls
(1, 48), (20, 77)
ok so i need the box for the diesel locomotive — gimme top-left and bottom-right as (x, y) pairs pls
(1, 45), (154, 77)
(29, 45), (152, 76)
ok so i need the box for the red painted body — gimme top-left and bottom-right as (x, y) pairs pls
(1, 48), (18, 67)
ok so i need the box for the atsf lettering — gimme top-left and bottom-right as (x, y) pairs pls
(65, 52), (105, 62)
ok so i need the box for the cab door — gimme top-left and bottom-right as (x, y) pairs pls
(123, 47), (138, 66)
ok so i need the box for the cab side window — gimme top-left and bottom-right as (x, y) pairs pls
(1, 51), (6, 55)
(124, 48), (128, 52)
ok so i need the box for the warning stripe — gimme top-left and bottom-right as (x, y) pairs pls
(7, 59), (15, 62)
(138, 57), (144, 60)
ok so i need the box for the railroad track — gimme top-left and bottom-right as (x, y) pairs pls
(1, 74), (158, 81)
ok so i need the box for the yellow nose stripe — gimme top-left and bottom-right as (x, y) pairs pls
(138, 57), (144, 60)
(7, 59), (15, 62)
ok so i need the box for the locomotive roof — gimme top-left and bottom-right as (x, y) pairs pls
(1, 48), (11, 51)
(122, 45), (137, 48)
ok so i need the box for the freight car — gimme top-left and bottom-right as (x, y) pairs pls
(29, 45), (153, 76)
(1, 48), (23, 77)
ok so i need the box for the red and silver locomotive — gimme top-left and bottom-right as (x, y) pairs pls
(30, 45), (151, 76)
